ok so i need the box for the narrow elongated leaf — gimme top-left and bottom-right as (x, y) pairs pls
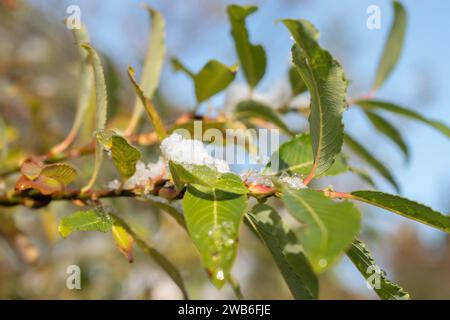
(269, 133), (349, 176)
(171, 58), (195, 78)
(347, 239), (410, 300)
(281, 187), (361, 272)
(110, 213), (189, 299)
(248, 204), (318, 299)
(283, 19), (347, 177)
(80, 44), (108, 193)
(372, 1), (407, 91)
(350, 190), (450, 233)
(356, 99), (450, 139)
(344, 133), (399, 191)
(289, 66), (307, 96)
(194, 60), (237, 103)
(227, 4), (266, 87)
(365, 111), (409, 159)
(128, 67), (167, 140)
(59, 209), (113, 238)
(127, 6), (166, 134)
(182, 185), (247, 288)
(51, 25), (93, 154)
(169, 161), (248, 194)
(112, 223), (134, 263)
(234, 100), (294, 136)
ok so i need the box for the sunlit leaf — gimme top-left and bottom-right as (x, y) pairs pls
(347, 239), (410, 300)
(350, 190), (450, 233)
(283, 19), (347, 178)
(126, 6), (166, 134)
(80, 44), (108, 193)
(268, 133), (348, 177)
(247, 204), (318, 299)
(128, 66), (167, 140)
(41, 163), (78, 185)
(372, 1), (407, 91)
(281, 186), (361, 272)
(59, 209), (113, 238)
(182, 184), (247, 288)
(112, 223), (134, 263)
(227, 4), (266, 87)
(169, 161), (248, 194)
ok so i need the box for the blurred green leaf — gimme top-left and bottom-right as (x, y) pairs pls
(347, 239), (410, 300)
(351, 190), (450, 233)
(227, 4), (266, 88)
(365, 111), (409, 159)
(41, 163), (78, 185)
(356, 99), (450, 139)
(127, 6), (166, 134)
(80, 43), (108, 193)
(235, 100), (294, 136)
(59, 209), (113, 238)
(128, 66), (167, 140)
(171, 58), (237, 103)
(283, 19), (347, 177)
(247, 203), (318, 299)
(182, 184), (247, 288)
(281, 187), (361, 273)
(344, 133), (399, 191)
(372, 1), (407, 91)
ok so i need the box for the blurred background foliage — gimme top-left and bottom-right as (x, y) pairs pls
(0, 0), (449, 299)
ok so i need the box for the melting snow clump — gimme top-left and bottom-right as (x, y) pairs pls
(160, 133), (230, 173)
(279, 173), (307, 189)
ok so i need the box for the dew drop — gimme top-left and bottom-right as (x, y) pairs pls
(318, 258), (328, 268)
(216, 270), (225, 281)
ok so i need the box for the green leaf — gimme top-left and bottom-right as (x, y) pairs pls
(194, 60), (237, 103)
(0, 115), (7, 160)
(364, 111), (409, 159)
(283, 19), (347, 176)
(172, 58), (237, 103)
(169, 161), (248, 195)
(59, 209), (113, 238)
(289, 66), (307, 96)
(356, 99), (450, 139)
(350, 190), (450, 233)
(268, 133), (348, 177)
(80, 44), (108, 193)
(110, 135), (141, 180)
(51, 24), (94, 154)
(234, 100), (294, 136)
(372, 1), (407, 91)
(349, 167), (377, 188)
(227, 4), (266, 88)
(112, 223), (134, 263)
(96, 130), (141, 180)
(41, 163), (78, 185)
(344, 133), (399, 191)
(110, 213), (189, 299)
(247, 204), (318, 299)
(182, 185), (247, 288)
(127, 6), (166, 134)
(347, 239), (410, 300)
(128, 67), (167, 140)
(281, 187), (361, 272)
